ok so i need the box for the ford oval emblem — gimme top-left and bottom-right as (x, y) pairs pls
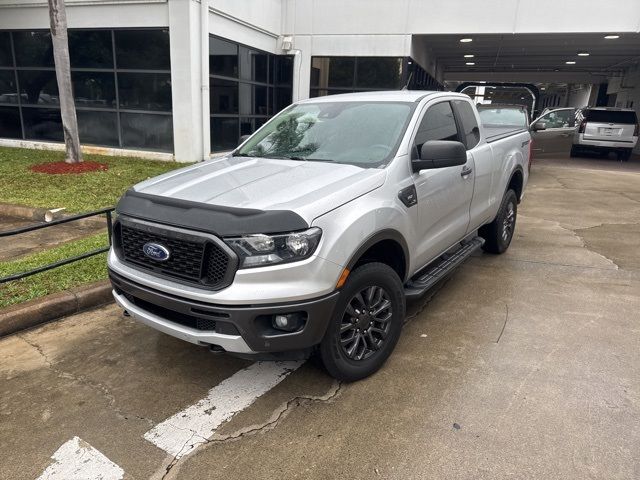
(142, 242), (171, 262)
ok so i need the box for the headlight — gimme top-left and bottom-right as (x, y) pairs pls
(224, 227), (322, 268)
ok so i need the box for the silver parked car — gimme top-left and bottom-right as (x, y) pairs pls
(530, 107), (579, 155)
(571, 107), (638, 160)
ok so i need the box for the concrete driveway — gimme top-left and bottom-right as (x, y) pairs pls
(1, 156), (639, 480)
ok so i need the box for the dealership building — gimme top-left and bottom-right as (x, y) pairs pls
(0, 0), (639, 162)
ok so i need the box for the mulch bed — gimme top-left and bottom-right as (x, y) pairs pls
(30, 161), (109, 175)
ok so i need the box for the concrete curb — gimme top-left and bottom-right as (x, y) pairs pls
(0, 280), (113, 337)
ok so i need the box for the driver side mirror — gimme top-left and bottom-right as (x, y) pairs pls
(412, 140), (467, 172)
(532, 122), (547, 132)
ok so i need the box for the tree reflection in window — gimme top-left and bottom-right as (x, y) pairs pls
(248, 112), (319, 158)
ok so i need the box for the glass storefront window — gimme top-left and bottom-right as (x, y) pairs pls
(18, 70), (59, 105)
(209, 35), (293, 152)
(117, 72), (172, 112)
(211, 117), (239, 152)
(115, 29), (170, 70)
(356, 57), (403, 89)
(310, 56), (439, 98)
(22, 107), (63, 142)
(69, 30), (113, 69)
(311, 57), (354, 88)
(13, 31), (54, 67)
(210, 78), (239, 114)
(239, 48), (268, 83)
(0, 71), (18, 104)
(210, 37), (238, 77)
(77, 110), (118, 146)
(72, 71), (116, 108)
(253, 85), (268, 116)
(120, 112), (173, 151)
(272, 56), (293, 85)
(1, 28), (174, 152)
(0, 32), (12, 66)
(0, 106), (21, 138)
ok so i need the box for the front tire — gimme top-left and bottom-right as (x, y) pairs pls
(479, 189), (518, 254)
(319, 262), (405, 381)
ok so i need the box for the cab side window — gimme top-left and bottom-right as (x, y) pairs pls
(415, 101), (459, 156)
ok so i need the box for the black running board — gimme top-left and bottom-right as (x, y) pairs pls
(404, 236), (484, 299)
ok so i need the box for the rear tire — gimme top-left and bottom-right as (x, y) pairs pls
(570, 145), (580, 157)
(618, 149), (633, 161)
(479, 189), (518, 254)
(319, 262), (405, 382)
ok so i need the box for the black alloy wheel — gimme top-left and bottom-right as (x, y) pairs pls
(339, 285), (393, 361)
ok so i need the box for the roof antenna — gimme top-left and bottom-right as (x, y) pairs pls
(402, 71), (414, 90)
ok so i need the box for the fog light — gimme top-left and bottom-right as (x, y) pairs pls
(272, 312), (305, 332)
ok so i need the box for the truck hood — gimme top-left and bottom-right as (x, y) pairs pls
(132, 156), (386, 224)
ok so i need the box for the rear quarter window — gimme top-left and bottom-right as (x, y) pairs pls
(585, 110), (638, 124)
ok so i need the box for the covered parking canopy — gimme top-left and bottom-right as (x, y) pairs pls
(417, 33), (640, 116)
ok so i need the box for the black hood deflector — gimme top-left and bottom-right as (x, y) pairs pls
(115, 189), (309, 236)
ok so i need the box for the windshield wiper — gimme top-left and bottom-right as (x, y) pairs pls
(232, 152), (251, 157)
(258, 155), (307, 161)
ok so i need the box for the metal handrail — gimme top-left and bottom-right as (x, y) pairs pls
(0, 207), (115, 285)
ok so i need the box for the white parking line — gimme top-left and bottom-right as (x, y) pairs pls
(36, 436), (124, 480)
(144, 361), (303, 459)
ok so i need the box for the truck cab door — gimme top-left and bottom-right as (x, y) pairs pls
(530, 108), (576, 154)
(411, 101), (474, 269)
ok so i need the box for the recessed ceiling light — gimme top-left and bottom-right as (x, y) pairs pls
(541, 87), (546, 91)
(578, 52), (590, 56)
(464, 54), (474, 58)
(460, 38), (473, 43)
(466, 62), (475, 65)
(604, 35), (619, 39)
(565, 61), (576, 65)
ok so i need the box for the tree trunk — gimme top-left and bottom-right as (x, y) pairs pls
(48, 0), (83, 164)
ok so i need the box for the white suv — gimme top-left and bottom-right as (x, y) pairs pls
(571, 107), (638, 160)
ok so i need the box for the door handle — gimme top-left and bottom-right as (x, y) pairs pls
(461, 166), (473, 177)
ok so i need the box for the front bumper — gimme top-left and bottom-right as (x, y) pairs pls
(109, 269), (340, 354)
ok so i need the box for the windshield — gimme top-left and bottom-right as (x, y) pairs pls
(235, 101), (414, 167)
(478, 107), (528, 127)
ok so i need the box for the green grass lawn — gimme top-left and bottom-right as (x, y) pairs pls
(0, 233), (109, 308)
(0, 147), (191, 308)
(0, 147), (189, 213)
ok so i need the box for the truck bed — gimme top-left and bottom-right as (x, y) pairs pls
(483, 125), (529, 143)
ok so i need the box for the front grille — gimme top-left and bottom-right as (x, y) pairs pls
(115, 218), (236, 290)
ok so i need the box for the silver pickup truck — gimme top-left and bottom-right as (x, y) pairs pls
(108, 91), (530, 381)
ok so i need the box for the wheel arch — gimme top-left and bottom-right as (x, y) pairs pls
(507, 166), (525, 203)
(345, 229), (410, 283)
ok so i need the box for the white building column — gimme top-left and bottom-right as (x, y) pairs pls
(168, 0), (209, 162)
(290, 35), (312, 101)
